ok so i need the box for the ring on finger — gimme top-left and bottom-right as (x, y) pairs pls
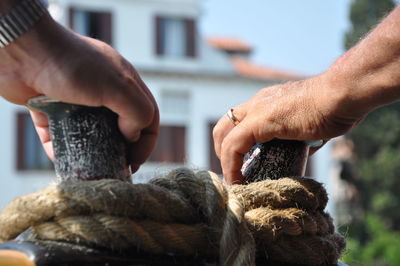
(227, 108), (240, 126)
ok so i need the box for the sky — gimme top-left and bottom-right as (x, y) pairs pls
(200, 0), (352, 76)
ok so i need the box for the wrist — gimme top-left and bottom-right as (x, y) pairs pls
(325, 57), (400, 118)
(313, 69), (369, 123)
(0, 11), (64, 85)
(0, 0), (56, 83)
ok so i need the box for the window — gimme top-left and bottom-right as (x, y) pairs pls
(16, 112), (53, 170)
(69, 7), (113, 45)
(209, 122), (222, 174)
(148, 126), (186, 163)
(155, 16), (196, 58)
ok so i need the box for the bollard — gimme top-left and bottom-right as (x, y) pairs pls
(27, 95), (131, 182)
(242, 139), (323, 183)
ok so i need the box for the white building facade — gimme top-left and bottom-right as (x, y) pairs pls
(0, 0), (335, 217)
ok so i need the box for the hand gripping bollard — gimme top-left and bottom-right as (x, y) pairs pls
(27, 95), (131, 182)
(0, 96), (210, 266)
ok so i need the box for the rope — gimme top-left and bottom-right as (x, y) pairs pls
(0, 168), (345, 265)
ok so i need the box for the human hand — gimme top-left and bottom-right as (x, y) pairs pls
(213, 75), (365, 184)
(0, 14), (159, 173)
(213, 5), (400, 184)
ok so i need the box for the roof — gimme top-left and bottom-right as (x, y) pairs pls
(207, 36), (302, 81)
(231, 56), (302, 81)
(207, 37), (252, 53)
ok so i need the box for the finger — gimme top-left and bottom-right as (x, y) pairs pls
(128, 109), (159, 173)
(121, 64), (160, 170)
(213, 116), (235, 158)
(29, 110), (55, 161)
(126, 62), (158, 107)
(220, 121), (259, 185)
(213, 106), (246, 158)
(102, 81), (155, 142)
(128, 131), (158, 173)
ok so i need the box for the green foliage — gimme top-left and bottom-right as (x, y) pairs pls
(342, 215), (400, 266)
(342, 0), (400, 265)
(350, 103), (400, 229)
(351, 104), (400, 158)
(344, 0), (395, 50)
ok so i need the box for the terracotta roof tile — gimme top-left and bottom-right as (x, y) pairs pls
(207, 37), (252, 53)
(231, 56), (302, 81)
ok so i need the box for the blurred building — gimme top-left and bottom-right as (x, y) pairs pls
(0, 0), (336, 217)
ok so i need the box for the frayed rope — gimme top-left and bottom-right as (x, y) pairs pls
(0, 168), (345, 266)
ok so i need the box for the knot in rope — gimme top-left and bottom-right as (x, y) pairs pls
(0, 168), (345, 265)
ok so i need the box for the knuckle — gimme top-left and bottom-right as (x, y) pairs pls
(138, 101), (156, 126)
(212, 123), (222, 139)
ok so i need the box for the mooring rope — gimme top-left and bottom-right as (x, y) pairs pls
(0, 168), (345, 265)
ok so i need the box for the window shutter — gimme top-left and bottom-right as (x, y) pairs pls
(100, 12), (113, 46)
(155, 16), (164, 56)
(16, 112), (26, 170)
(173, 126), (186, 162)
(68, 7), (75, 29)
(208, 122), (222, 174)
(185, 18), (196, 58)
(149, 126), (186, 163)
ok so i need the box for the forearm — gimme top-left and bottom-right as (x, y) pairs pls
(326, 5), (400, 115)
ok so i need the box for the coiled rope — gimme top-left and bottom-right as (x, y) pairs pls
(0, 168), (345, 265)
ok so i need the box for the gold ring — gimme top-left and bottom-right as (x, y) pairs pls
(227, 108), (240, 126)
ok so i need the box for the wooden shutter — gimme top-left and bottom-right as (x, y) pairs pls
(149, 126), (186, 163)
(172, 126), (186, 162)
(16, 112), (26, 170)
(209, 122), (222, 174)
(68, 7), (75, 29)
(155, 16), (164, 56)
(100, 12), (113, 46)
(185, 18), (196, 58)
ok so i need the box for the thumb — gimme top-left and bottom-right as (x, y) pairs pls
(29, 109), (54, 161)
(220, 120), (265, 184)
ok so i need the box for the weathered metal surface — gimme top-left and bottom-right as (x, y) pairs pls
(28, 96), (130, 182)
(242, 139), (310, 183)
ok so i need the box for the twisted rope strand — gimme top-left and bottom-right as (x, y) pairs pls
(0, 168), (345, 266)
